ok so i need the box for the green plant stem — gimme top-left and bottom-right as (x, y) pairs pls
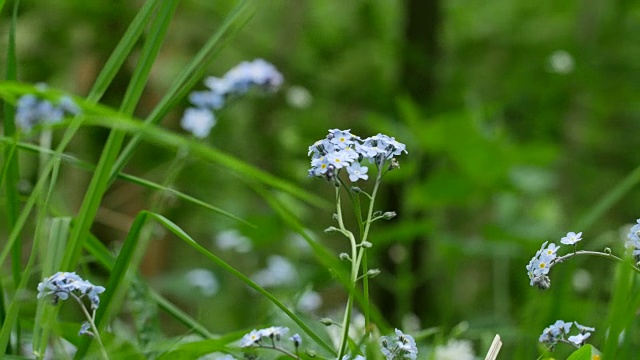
(353, 165), (383, 330)
(71, 294), (109, 360)
(258, 343), (300, 359)
(336, 164), (384, 358)
(552, 250), (640, 274)
(336, 185), (357, 359)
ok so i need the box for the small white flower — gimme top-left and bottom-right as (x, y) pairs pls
(346, 162), (369, 182)
(180, 107), (216, 138)
(185, 269), (219, 297)
(560, 231), (582, 245)
(433, 339), (475, 360)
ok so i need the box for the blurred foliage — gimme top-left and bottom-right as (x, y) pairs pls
(3, 0), (640, 357)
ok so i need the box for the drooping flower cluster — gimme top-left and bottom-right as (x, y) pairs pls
(526, 231), (582, 289)
(539, 320), (595, 349)
(240, 326), (293, 348)
(181, 59), (284, 138)
(379, 329), (418, 360)
(625, 218), (640, 260)
(307, 129), (407, 182)
(526, 241), (559, 289)
(37, 271), (105, 310)
(15, 93), (80, 131)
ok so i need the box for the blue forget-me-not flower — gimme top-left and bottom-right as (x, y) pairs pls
(181, 59), (283, 138)
(15, 92), (80, 131)
(379, 328), (418, 360)
(307, 129), (407, 181)
(37, 271), (105, 310)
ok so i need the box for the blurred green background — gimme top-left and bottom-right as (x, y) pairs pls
(3, 0), (640, 357)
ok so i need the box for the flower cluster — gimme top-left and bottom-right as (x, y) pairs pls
(181, 59), (284, 138)
(16, 93), (80, 131)
(37, 271), (105, 310)
(626, 219), (640, 260)
(539, 320), (595, 349)
(526, 231), (582, 289)
(240, 326), (294, 348)
(307, 129), (407, 182)
(379, 329), (418, 360)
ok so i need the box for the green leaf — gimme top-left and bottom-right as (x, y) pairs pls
(156, 331), (245, 360)
(566, 344), (600, 360)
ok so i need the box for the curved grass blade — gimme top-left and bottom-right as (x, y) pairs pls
(76, 109), (328, 208)
(574, 164), (640, 230)
(83, 233), (215, 339)
(251, 183), (391, 333)
(0, 150), (62, 354)
(62, 0), (180, 272)
(110, 0), (257, 183)
(89, 210), (336, 357)
(0, 137), (253, 227)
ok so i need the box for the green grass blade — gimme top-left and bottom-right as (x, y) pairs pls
(110, 0), (257, 183)
(62, 0), (179, 271)
(92, 210), (336, 357)
(250, 183), (391, 333)
(4, 0), (21, 289)
(0, 152), (62, 354)
(602, 257), (634, 357)
(574, 164), (640, 230)
(86, 0), (161, 103)
(0, 136), (253, 227)
(1, 2), (22, 350)
(32, 217), (71, 357)
(74, 110), (329, 208)
(84, 233), (215, 338)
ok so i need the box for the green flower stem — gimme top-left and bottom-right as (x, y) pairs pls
(71, 294), (109, 360)
(353, 165), (383, 331)
(552, 250), (640, 274)
(336, 185), (358, 359)
(258, 343), (300, 359)
(337, 164), (384, 358)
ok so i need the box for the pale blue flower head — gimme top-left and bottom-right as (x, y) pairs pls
(560, 231), (582, 245)
(290, 333), (302, 347)
(625, 219), (640, 258)
(379, 329), (418, 360)
(181, 107), (216, 138)
(37, 271), (105, 308)
(526, 241), (557, 288)
(567, 333), (591, 347)
(15, 91), (80, 131)
(240, 329), (263, 347)
(78, 321), (92, 337)
(347, 162), (369, 182)
(307, 129), (406, 180)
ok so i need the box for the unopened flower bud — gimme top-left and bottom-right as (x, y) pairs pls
(382, 211), (396, 220)
(389, 158), (400, 170)
(320, 318), (333, 326)
(366, 269), (381, 278)
(305, 349), (317, 358)
(324, 226), (338, 233)
(350, 186), (362, 193)
(360, 241), (373, 248)
(532, 275), (551, 290)
(339, 253), (351, 261)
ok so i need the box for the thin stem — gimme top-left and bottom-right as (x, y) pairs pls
(256, 343), (300, 359)
(552, 250), (640, 274)
(336, 185), (358, 359)
(71, 294), (109, 360)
